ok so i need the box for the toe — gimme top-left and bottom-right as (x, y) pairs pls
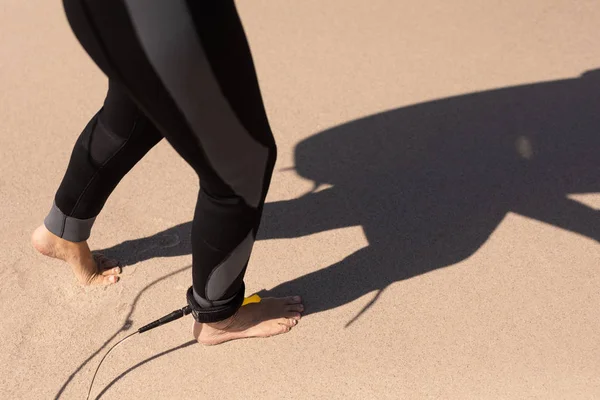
(89, 273), (119, 285)
(286, 304), (304, 313)
(284, 296), (302, 305)
(103, 274), (119, 285)
(278, 317), (298, 328)
(94, 253), (119, 268)
(101, 266), (122, 276)
(285, 312), (302, 320)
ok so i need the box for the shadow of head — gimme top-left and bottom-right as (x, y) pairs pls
(261, 70), (599, 319)
(296, 69), (599, 193)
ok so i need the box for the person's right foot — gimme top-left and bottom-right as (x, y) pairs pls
(193, 296), (304, 345)
(31, 225), (121, 285)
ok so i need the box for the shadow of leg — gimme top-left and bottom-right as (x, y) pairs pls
(97, 222), (192, 266)
(256, 247), (389, 324)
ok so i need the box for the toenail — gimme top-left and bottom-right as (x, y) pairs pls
(294, 296), (301, 301)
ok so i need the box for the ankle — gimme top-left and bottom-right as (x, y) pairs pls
(32, 224), (90, 259)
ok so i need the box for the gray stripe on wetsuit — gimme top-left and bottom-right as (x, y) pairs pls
(205, 231), (255, 301)
(44, 202), (96, 242)
(123, 0), (268, 208)
(191, 231), (254, 306)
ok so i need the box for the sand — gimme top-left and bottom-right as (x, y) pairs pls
(1, 0), (599, 399)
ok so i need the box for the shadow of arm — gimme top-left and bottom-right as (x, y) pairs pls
(259, 188), (360, 240)
(514, 196), (599, 243)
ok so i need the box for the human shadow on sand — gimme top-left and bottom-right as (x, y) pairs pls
(99, 70), (599, 326)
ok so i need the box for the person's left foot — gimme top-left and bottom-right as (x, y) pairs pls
(193, 296), (304, 345)
(32, 225), (121, 285)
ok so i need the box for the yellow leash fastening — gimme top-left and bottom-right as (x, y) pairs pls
(242, 294), (262, 306)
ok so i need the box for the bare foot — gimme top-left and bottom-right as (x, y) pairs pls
(31, 225), (121, 286)
(193, 296), (304, 345)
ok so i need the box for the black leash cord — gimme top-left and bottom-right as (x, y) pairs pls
(86, 306), (191, 400)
